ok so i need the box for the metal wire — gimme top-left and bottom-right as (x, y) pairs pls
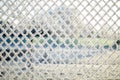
(0, 0), (120, 79)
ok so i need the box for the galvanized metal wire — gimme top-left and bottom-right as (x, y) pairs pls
(0, 0), (120, 79)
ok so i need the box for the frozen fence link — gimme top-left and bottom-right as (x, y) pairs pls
(0, 0), (120, 80)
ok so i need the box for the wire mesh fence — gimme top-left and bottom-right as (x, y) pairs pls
(0, 0), (120, 80)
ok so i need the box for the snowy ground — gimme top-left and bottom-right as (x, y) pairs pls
(0, 51), (119, 80)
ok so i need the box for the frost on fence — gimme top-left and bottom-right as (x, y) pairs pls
(0, 0), (120, 80)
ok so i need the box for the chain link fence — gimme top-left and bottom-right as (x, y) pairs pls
(0, 0), (120, 80)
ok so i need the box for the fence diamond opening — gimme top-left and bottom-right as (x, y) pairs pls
(0, 0), (120, 80)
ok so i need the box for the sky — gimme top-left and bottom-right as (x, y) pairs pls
(0, 0), (119, 31)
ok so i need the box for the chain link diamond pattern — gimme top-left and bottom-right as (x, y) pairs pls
(0, 0), (120, 80)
